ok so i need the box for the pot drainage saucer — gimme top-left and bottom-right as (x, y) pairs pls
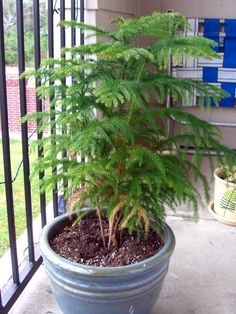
(208, 201), (236, 227)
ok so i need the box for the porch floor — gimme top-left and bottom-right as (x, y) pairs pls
(9, 215), (236, 314)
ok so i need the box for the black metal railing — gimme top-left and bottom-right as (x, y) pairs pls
(0, 1), (84, 313)
(34, 0), (47, 227)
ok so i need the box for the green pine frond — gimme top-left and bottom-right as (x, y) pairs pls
(22, 11), (236, 242)
(150, 36), (219, 69)
(59, 20), (118, 40)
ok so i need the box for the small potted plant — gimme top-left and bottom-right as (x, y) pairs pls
(23, 12), (236, 314)
(209, 167), (236, 226)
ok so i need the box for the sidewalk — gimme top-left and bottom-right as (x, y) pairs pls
(9, 215), (236, 314)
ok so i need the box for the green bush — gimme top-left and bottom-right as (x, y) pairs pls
(23, 12), (236, 248)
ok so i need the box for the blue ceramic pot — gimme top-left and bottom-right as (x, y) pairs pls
(40, 212), (175, 314)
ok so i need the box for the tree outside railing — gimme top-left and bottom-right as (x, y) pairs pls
(3, 0), (48, 65)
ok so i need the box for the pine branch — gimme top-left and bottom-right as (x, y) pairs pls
(22, 11), (236, 246)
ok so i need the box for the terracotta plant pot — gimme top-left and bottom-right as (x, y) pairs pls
(209, 167), (236, 226)
(40, 212), (175, 314)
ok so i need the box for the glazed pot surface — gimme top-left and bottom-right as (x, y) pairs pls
(40, 213), (175, 314)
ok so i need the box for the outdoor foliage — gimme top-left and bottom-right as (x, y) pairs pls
(23, 12), (236, 248)
(3, 0), (47, 65)
(0, 140), (50, 258)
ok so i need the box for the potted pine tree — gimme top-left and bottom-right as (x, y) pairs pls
(23, 12), (236, 314)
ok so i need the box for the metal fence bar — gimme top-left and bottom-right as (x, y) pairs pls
(71, 0), (76, 46)
(16, 0), (35, 263)
(48, 0), (54, 59)
(0, 0), (20, 285)
(0, 289), (2, 309)
(0, 1), (81, 312)
(60, 0), (66, 49)
(33, 0), (47, 227)
(80, 0), (84, 45)
(1, 254), (42, 314)
(80, 0), (85, 163)
(48, 0), (59, 217)
(60, 0), (68, 196)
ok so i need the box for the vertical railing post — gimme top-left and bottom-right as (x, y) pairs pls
(0, 0), (19, 285)
(71, 0), (76, 47)
(0, 1), (85, 312)
(80, 0), (85, 163)
(60, 0), (66, 49)
(60, 0), (68, 197)
(0, 289), (2, 309)
(48, 0), (59, 217)
(80, 0), (85, 45)
(16, 0), (35, 263)
(33, 0), (47, 227)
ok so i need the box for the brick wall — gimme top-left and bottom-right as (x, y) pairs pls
(5, 72), (37, 135)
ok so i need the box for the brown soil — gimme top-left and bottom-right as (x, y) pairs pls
(50, 214), (164, 267)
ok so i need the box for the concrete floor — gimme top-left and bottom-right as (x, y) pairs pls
(9, 216), (236, 314)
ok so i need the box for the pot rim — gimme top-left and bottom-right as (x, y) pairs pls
(40, 212), (175, 276)
(214, 167), (236, 188)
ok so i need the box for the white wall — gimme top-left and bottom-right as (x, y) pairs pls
(137, 0), (236, 19)
(96, 0), (136, 30)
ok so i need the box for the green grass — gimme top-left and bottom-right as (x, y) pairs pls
(0, 140), (52, 258)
